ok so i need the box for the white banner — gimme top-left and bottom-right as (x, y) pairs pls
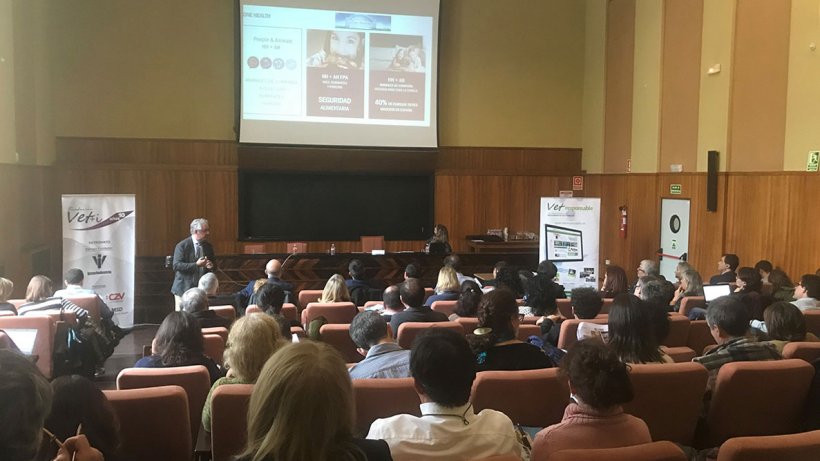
(62, 194), (136, 327)
(540, 197), (601, 292)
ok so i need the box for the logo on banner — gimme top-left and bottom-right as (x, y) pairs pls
(68, 210), (134, 231)
(92, 254), (107, 269)
(107, 292), (125, 301)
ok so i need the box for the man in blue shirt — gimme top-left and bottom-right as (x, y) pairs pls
(348, 310), (411, 379)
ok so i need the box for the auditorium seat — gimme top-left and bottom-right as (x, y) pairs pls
(557, 318), (608, 350)
(245, 305), (262, 315)
(40, 310), (78, 326)
(522, 315), (539, 325)
(0, 310), (14, 317)
(687, 320), (717, 355)
(103, 385), (192, 461)
(471, 368), (570, 428)
(663, 314), (690, 347)
(210, 384), (254, 461)
(396, 321), (464, 349)
(431, 300), (458, 316)
(660, 346), (697, 363)
(65, 295), (102, 323)
(364, 300), (382, 308)
(202, 333), (225, 366)
(517, 324), (541, 341)
(704, 359), (814, 446)
(803, 311), (820, 336)
(297, 289), (323, 309)
(715, 430), (820, 461)
(7, 298), (26, 310)
(352, 378), (421, 436)
(601, 297), (614, 314)
(678, 296), (706, 317)
(456, 316), (479, 334)
(0, 315), (55, 378)
(781, 341), (820, 363)
(424, 287), (434, 303)
(319, 323), (363, 363)
(201, 326), (228, 342)
(301, 301), (359, 326)
(209, 305), (236, 323)
(557, 299), (573, 318)
(117, 365), (211, 444)
(246, 303), (297, 322)
(548, 441), (688, 461)
(625, 362), (708, 445)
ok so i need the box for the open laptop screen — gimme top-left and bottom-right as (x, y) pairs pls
(703, 284), (732, 303)
(3, 328), (38, 355)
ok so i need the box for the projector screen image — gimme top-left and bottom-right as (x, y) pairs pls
(239, 0), (440, 147)
(545, 224), (584, 262)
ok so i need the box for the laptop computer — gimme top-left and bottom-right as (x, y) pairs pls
(3, 328), (38, 355)
(703, 284), (732, 304)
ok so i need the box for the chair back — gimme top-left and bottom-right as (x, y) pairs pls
(7, 298), (26, 310)
(104, 385), (192, 461)
(625, 362), (709, 445)
(601, 297), (614, 314)
(687, 320), (717, 355)
(211, 384), (254, 461)
(319, 323), (363, 363)
(678, 296), (705, 317)
(117, 365), (212, 444)
(361, 235), (385, 252)
(431, 300), (458, 316)
(804, 311), (820, 336)
(706, 359), (815, 446)
(517, 324), (541, 341)
(456, 316), (480, 333)
(201, 326), (228, 342)
(245, 303), (297, 323)
(549, 441), (687, 461)
(556, 298), (573, 318)
(297, 289), (323, 309)
(209, 305), (236, 323)
(352, 378), (420, 436)
(715, 429), (820, 461)
(396, 321), (465, 349)
(661, 346), (696, 363)
(65, 295), (102, 323)
(245, 305), (262, 315)
(471, 368), (570, 427)
(203, 334), (225, 366)
(663, 314), (690, 347)
(781, 341), (820, 363)
(301, 302), (359, 326)
(557, 317), (608, 350)
(424, 287), (434, 303)
(0, 315), (55, 378)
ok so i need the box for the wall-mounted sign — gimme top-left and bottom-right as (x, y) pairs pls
(670, 184), (682, 195)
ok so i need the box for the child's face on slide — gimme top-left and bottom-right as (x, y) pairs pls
(329, 31), (361, 59)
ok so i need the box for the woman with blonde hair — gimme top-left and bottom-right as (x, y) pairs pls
(424, 266), (460, 306)
(670, 269), (704, 311)
(0, 277), (15, 314)
(237, 341), (391, 461)
(201, 314), (285, 430)
(318, 274), (352, 303)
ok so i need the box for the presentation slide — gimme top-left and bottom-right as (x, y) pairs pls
(239, 0), (439, 148)
(545, 224), (584, 262)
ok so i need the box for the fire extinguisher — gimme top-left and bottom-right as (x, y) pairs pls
(619, 206), (628, 239)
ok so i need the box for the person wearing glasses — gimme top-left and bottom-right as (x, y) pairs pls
(792, 274), (820, 312)
(171, 218), (215, 310)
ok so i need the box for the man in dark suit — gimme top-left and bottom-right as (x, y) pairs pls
(237, 258), (295, 307)
(172, 218), (215, 310)
(710, 253), (739, 285)
(389, 278), (448, 334)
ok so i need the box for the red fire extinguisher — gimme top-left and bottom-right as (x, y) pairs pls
(619, 206), (628, 239)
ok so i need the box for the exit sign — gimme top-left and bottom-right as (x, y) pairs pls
(670, 184), (682, 195)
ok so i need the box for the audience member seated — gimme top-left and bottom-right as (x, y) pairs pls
(539, 287), (604, 348)
(631, 259), (660, 293)
(608, 294), (673, 364)
(367, 329), (523, 460)
(792, 274), (820, 312)
(0, 277), (16, 314)
(755, 260), (773, 284)
(709, 253), (739, 285)
(347, 259), (378, 306)
(318, 274), (353, 304)
(520, 272), (559, 318)
(478, 260), (507, 288)
(424, 266), (461, 306)
(693, 296), (782, 392)
(238, 259), (294, 308)
(670, 269), (704, 311)
(40, 375), (122, 461)
(633, 274), (660, 299)
(403, 263), (420, 280)
(535, 260), (567, 299)
(202, 314), (285, 430)
(135, 311), (223, 383)
(180, 287), (231, 329)
(348, 311), (411, 379)
(601, 265), (629, 298)
(198, 273), (241, 315)
(769, 269), (796, 301)
(53, 268), (116, 321)
(237, 341), (392, 461)
(390, 278), (448, 334)
(467, 289), (553, 372)
(674, 261), (694, 284)
(365, 285), (405, 322)
(752, 302), (819, 353)
(0, 349), (103, 461)
(448, 281), (482, 321)
(494, 265), (525, 298)
(531, 340), (651, 461)
(17, 275), (90, 320)
(256, 283), (294, 339)
(443, 254), (477, 286)
(636, 279), (674, 344)
(732, 266), (764, 320)
(426, 223), (452, 255)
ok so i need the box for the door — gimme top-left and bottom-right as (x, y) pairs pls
(659, 198), (690, 281)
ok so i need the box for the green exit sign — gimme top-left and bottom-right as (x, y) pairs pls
(670, 184), (682, 195)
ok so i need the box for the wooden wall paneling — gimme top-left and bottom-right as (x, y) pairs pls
(783, 175), (820, 277)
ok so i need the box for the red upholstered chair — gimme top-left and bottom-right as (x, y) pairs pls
(663, 314), (690, 347)
(201, 326), (228, 342)
(203, 333), (225, 366)
(41, 310), (78, 326)
(0, 310), (14, 317)
(456, 316), (480, 334)
(65, 295), (103, 323)
(245, 304), (296, 322)
(557, 318), (608, 350)
(517, 324), (541, 341)
(781, 341), (820, 363)
(116, 365), (212, 444)
(601, 297), (614, 314)
(678, 296), (706, 317)
(361, 235), (385, 252)
(661, 346), (697, 363)
(352, 378), (421, 436)
(715, 429), (820, 461)
(7, 298), (26, 310)
(625, 362), (709, 445)
(704, 359), (815, 446)
(211, 384), (254, 461)
(803, 311), (820, 336)
(556, 299), (573, 318)
(319, 323), (363, 363)
(297, 289), (323, 309)
(209, 305), (236, 323)
(522, 315), (539, 325)
(548, 441), (688, 461)
(471, 368), (570, 428)
(104, 385), (192, 461)
(431, 300), (458, 316)
(424, 287), (434, 303)
(245, 305), (262, 315)
(363, 300), (382, 308)
(301, 301), (359, 326)
(396, 321), (465, 349)
(687, 320), (717, 355)
(0, 315), (55, 378)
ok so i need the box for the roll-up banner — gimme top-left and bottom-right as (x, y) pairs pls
(539, 197), (601, 293)
(62, 194), (135, 327)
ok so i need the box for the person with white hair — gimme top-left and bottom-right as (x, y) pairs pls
(198, 273), (241, 315)
(180, 287), (231, 329)
(171, 218), (215, 310)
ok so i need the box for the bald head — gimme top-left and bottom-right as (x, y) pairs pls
(265, 259), (282, 277)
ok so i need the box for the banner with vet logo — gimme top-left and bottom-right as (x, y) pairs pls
(539, 197), (601, 293)
(62, 194), (135, 327)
